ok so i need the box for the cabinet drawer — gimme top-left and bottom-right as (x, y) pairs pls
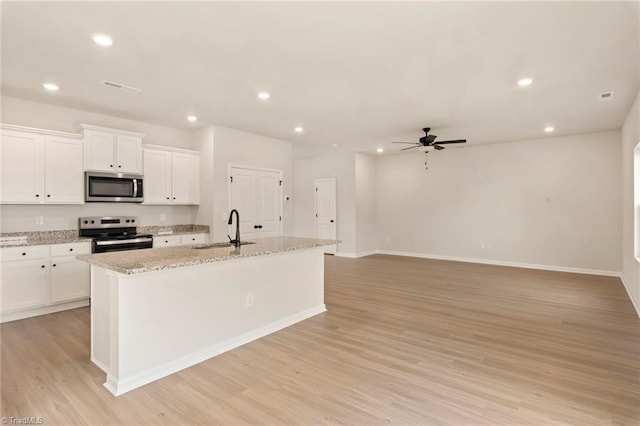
(0, 245), (48, 262)
(50, 242), (91, 257)
(153, 235), (182, 248)
(180, 234), (206, 245)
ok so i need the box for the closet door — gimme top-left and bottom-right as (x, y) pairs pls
(257, 171), (282, 238)
(229, 167), (259, 240)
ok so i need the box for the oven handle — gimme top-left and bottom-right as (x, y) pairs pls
(133, 178), (138, 197)
(95, 237), (153, 246)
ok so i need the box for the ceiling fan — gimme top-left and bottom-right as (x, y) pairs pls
(392, 127), (467, 151)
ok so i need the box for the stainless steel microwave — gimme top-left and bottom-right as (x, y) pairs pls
(85, 172), (144, 202)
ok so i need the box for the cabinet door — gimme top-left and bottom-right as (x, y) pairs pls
(180, 234), (207, 245)
(257, 171), (282, 238)
(171, 152), (199, 204)
(117, 136), (142, 174)
(44, 136), (84, 204)
(50, 256), (90, 303)
(229, 167), (259, 240)
(1, 259), (47, 313)
(85, 132), (116, 172)
(0, 130), (44, 203)
(153, 235), (182, 248)
(142, 149), (171, 204)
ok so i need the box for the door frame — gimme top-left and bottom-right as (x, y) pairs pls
(228, 164), (284, 236)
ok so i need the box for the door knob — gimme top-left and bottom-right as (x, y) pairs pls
(330, 219), (334, 223)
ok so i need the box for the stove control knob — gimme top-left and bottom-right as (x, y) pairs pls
(131, 219), (135, 223)
(91, 220), (95, 224)
(83, 220), (88, 224)
(125, 219), (130, 223)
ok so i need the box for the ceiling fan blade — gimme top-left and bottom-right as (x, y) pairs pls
(400, 145), (420, 151)
(392, 141), (419, 144)
(433, 144), (445, 151)
(434, 139), (466, 145)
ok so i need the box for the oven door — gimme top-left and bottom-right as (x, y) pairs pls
(85, 172), (144, 202)
(93, 237), (153, 253)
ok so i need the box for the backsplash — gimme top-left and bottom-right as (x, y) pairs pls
(0, 204), (197, 233)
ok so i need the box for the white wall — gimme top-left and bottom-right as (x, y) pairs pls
(355, 153), (377, 255)
(0, 96), (197, 232)
(375, 130), (622, 273)
(621, 91), (640, 315)
(293, 152), (356, 255)
(1, 96), (192, 149)
(209, 125), (293, 242)
(193, 126), (215, 240)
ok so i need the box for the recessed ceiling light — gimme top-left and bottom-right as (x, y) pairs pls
(42, 82), (59, 92)
(517, 78), (533, 87)
(544, 126), (555, 132)
(294, 126), (304, 133)
(92, 33), (114, 47)
(332, 144), (338, 148)
(186, 115), (198, 122)
(257, 91), (270, 100)
(376, 148), (384, 153)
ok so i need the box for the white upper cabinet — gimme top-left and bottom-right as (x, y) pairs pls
(1, 125), (83, 204)
(171, 152), (199, 205)
(142, 145), (199, 205)
(143, 148), (172, 203)
(79, 124), (144, 174)
(44, 136), (84, 203)
(0, 129), (44, 203)
(116, 136), (143, 173)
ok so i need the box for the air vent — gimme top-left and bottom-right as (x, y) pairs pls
(100, 80), (142, 94)
(599, 91), (614, 102)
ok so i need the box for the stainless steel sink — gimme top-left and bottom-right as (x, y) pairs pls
(191, 241), (256, 249)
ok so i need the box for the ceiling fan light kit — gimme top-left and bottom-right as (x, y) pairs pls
(392, 127), (467, 170)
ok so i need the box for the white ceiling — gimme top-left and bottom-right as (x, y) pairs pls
(2, 1), (638, 153)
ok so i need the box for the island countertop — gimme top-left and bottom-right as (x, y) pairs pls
(77, 236), (337, 275)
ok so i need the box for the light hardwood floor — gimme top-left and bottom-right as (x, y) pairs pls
(2, 254), (639, 425)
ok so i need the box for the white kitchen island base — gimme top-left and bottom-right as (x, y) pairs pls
(89, 244), (326, 396)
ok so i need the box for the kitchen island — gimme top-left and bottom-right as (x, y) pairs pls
(78, 236), (336, 396)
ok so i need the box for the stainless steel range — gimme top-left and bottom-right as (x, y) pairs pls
(79, 216), (153, 253)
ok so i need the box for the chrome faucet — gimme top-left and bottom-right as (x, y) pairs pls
(227, 209), (241, 247)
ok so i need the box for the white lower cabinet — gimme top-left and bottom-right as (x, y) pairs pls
(1, 259), (48, 313)
(153, 235), (182, 248)
(0, 241), (91, 322)
(180, 234), (206, 245)
(153, 233), (208, 248)
(50, 255), (90, 303)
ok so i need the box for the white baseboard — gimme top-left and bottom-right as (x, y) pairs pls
(375, 250), (621, 277)
(335, 250), (377, 259)
(103, 304), (327, 396)
(1, 299), (90, 323)
(620, 274), (640, 318)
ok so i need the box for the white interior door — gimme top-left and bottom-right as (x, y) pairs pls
(229, 167), (259, 240)
(257, 170), (282, 238)
(315, 178), (337, 254)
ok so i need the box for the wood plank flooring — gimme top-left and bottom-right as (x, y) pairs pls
(2, 254), (639, 425)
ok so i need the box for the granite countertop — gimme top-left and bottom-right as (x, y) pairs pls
(139, 224), (209, 237)
(77, 236), (338, 275)
(0, 230), (91, 248)
(0, 224), (209, 248)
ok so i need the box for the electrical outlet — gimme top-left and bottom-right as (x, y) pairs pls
(245, 293), (254, 307)
(160, 214), (166, 222)
(35, 216), (44, 225)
